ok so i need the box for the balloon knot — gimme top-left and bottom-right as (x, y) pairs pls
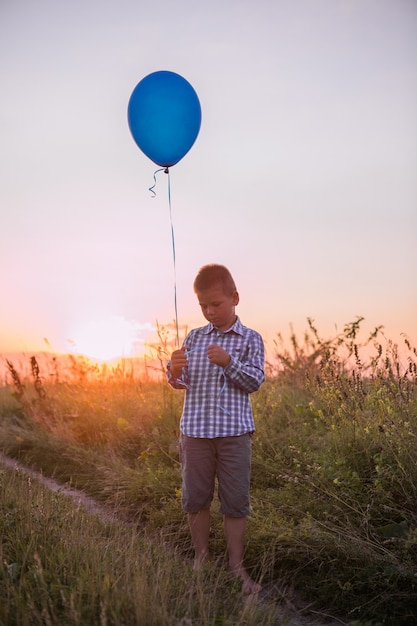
(164, 167), (169, 174)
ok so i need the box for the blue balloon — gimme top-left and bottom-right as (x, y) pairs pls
(128, 71), (201, 168)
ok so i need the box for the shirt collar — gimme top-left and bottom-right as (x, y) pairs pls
(203, 316), (243, 336)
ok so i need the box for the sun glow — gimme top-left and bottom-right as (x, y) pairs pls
(69, 316), (155, 362)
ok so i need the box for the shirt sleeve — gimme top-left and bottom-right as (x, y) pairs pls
(166, 361), (189, 390)
(223, 331), (265, 393)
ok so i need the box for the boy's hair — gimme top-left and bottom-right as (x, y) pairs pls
(193, 264), (237, 295)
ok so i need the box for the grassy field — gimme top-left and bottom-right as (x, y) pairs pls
(1, 319), (416, 626)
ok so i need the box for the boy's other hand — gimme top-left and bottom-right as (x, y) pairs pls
(207, 344), (231, 368)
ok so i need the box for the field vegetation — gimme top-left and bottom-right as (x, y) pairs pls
(1, 318), (416, 626)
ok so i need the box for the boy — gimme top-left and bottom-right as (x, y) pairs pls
(167, 264), (264, 594)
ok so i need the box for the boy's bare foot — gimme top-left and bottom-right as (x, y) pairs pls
(231, 565), (262, 595)
(192, 551), (210, 571)
(242, 576), (262, 595)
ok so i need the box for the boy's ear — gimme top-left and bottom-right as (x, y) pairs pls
(233, 291), (240, 305)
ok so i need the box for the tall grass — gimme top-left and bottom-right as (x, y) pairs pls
(0, 464), (284, 626)
(1, 318), (417, 625)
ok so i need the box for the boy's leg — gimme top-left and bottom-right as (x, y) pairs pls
(188, 509), (211, 569)
(224, 516), (262, 594)
(180, 435), (216, 568)
(217, 435), (262, 594)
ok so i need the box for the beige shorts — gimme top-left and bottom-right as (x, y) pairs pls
(179, 433), (252, 517)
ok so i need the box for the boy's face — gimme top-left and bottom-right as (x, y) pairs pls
(196, 284), (239, 331)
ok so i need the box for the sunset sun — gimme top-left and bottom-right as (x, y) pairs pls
(69, 316), (154, 362)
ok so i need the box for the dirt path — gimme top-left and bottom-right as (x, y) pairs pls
(0, 452), (120, 524)
(0, 453), (348, 626)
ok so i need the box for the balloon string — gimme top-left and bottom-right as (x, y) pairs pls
(149, 168), (165, 197)
(149, 167), (180, 348)
(167, 169), (180, 348)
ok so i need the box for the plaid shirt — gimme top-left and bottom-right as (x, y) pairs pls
(167, 317), (264, 438)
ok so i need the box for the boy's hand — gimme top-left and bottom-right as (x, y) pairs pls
(207, 344), (231, 368)
(170, 347), (187, 379)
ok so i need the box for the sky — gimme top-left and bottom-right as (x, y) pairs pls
(1, 0), (416, 362)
